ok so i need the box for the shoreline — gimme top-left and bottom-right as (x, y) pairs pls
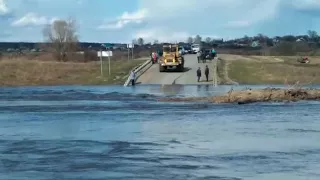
(159, 87), (320, 104)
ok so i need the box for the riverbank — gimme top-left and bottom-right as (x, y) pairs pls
(0, 59), (145, 86)
(160, 87), (320, 104)
(218, 54), (320, 85)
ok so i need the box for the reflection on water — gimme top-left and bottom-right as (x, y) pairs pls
(159, 84), (185, 96)
(0, 85), (320, 180)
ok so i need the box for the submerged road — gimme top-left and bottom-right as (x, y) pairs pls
(137, 54), (214, 85)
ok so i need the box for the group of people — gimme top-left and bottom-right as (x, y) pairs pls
(196, 48), (216, 61)
(130, 50), (213, 86)
(196, 65), (210, 82)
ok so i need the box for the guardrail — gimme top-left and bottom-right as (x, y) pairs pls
(123, 59), (153, 86)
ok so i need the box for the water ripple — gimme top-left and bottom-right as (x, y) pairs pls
(0, 85), (320, 179)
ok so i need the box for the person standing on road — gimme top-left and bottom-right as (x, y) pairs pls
(197, 51), (201, 62)
(197, 67), (201, 82)
(152, 52), (157, 63)
(205, 65), (209, 82)
(130, 70), (136, 86)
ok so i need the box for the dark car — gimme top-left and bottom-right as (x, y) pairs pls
(199, 49), (214, 63)
(183, 46), (192, 54)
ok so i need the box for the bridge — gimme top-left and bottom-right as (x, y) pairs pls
(134, 54), (216, 85)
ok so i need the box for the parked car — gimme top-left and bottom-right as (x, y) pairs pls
(199, 49), (214, 63)
(183, 46), (192, 54)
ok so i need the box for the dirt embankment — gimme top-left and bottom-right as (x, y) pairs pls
(160, 88), (320, 104)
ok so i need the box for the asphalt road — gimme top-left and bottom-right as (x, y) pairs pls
(137, 54), (215, 85)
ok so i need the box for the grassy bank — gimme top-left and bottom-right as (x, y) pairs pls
(0, 59), (146, 86)
(220, 55), (320, 84)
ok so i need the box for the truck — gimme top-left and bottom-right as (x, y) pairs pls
(159, 44), (184, 72)
(191, 43), (200, 54)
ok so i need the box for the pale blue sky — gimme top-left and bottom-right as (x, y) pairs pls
(1, 0), (320, 43)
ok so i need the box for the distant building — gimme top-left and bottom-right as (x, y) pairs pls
(296, 38), (305, 42)
(251, 41), (260, 47)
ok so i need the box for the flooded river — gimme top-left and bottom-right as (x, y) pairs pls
(0, 85), (319, 180)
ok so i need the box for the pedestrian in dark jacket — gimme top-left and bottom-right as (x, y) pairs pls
(205, 65), (209, 82)
(197, 67), (201, 82)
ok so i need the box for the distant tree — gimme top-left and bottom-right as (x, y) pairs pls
(42, 18), (79, 61)
(137, 37), (144, 45)
(205, 37), (211, 43)
(243, 35), (250, 43)
(274, 36), (281, 40)
(265, 37), (274, 47)
(187, 37), (193, 44)
(153, 39), (159, 44)
(281, 35), (296, 42)
(256, 33), (268, 43)
(132, 39), (138, 45)
(194, 35), (202, 44)
(307, 30), (319, 42)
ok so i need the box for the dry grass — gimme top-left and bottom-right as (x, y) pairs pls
(160, 88), (320, 104)
(224, 55), (320, 84)
(0, 58), (146, 86)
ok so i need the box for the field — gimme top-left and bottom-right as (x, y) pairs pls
(217, 54), (320, 85)
(0, 58), (146, 86)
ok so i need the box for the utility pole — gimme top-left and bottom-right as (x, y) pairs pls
(100, 49), (103, 76)
(127, 45), (129, 61)
(108, 53), (111, 75)
(131, 44), (134, 60)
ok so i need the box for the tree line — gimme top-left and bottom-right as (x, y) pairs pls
(133, 30), (320, 46)
(3, 17), (320, 62)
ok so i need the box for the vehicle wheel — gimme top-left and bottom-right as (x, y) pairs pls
(159, 65), (165, 72)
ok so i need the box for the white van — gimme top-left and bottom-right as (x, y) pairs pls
(191, 44), (200, 54)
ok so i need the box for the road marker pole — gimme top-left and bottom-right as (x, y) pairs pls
(108, 55), (111, 75)
(106, 50), (112, 75)
(127, 44), (130, 61)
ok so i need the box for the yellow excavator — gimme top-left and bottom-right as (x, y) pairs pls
(159, 44), (184, 72)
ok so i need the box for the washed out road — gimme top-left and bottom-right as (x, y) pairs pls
(137, 54), (214, 85)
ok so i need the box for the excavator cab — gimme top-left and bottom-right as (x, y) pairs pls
(163, 45), (178, 55)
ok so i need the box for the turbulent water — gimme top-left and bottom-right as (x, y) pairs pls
(0, 84), (319, 180)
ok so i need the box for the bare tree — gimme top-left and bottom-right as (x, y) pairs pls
(132, 39), (138, 45)
(194, 35), (202, 44)
(153, 39), (159, 44)
(307, 30), (319, 42)
(137, 37), (144, 45)
(42, 18), (79, 61)
(187, 37), (193, 44)
(205, 37), (211, 43)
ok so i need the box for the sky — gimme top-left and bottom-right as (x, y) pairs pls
(1, 0), (320, 43)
